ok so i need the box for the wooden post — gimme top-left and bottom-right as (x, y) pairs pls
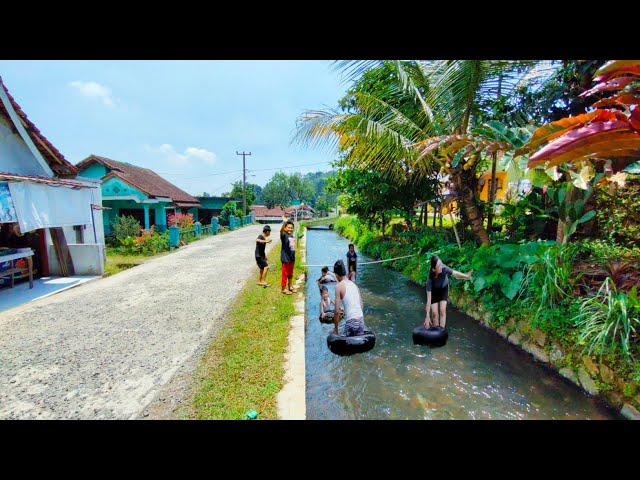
(449, 211), (462, 250)
(49, 227), (75, 276)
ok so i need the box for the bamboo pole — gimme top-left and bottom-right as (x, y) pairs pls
(449, 211), (461, 250)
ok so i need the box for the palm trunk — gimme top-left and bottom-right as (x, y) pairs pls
(455, 169), (490, 245)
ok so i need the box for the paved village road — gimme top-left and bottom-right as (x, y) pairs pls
(0, 225), (276, 419)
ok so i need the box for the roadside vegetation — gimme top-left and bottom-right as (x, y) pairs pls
(185, 243), (303, 419)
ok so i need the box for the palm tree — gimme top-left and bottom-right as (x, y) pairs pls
(294, 60), (548, 245)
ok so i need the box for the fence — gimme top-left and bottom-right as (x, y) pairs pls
(169, 215), (250, 247)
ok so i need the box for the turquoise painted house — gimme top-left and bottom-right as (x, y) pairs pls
(76, 155), (202, 235)
(193, 196), (242, 225)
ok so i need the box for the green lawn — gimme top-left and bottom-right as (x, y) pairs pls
(184, 243), (303, 420)
(103, 249), (170, 276)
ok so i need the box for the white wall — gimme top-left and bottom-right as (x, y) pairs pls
(48, 244), (105, 276)
(0, 116), (49, 177)
(44, 177), (106, 276)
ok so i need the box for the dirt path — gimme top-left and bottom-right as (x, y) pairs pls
(0, 225), (275, 419)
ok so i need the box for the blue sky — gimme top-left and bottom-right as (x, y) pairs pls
(0, 60), (348, 196)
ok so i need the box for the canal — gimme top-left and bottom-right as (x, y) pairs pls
(304, 228), (619, 420)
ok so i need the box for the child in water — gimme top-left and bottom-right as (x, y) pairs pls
(319, 285), (335, 320)
(348, 263), (357, 283)
(346, 243), (358, 283)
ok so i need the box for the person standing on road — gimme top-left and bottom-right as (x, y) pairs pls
(280, 214), (297, 295)
(255, 225), (272, 287)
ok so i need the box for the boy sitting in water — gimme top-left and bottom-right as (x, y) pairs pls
(319, 286), (335, 320)
(320, 285), (343, 320)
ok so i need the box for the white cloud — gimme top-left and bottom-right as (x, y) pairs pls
(69, 81), (115, 107)
(184, 147), (216, 165)
(148, 144), (217, 165)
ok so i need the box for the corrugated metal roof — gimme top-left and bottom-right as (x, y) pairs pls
(0, 172), (95, 188)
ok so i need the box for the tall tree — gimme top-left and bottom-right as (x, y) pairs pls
(262, 172), (315, 208)
(224, 181), (261, 207)
(294, 60), (549, 244)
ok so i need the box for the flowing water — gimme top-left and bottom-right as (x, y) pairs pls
(305, 229), (620, 420)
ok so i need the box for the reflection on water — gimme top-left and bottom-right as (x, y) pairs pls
(305, 230), (619, 420)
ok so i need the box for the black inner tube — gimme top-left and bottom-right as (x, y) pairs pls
(412, 325), (449, 347)
(319, 310), (344, 323)
(327, 330), (376, 356)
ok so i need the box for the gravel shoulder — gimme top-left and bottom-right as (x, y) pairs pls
(0, 225), (275, 419)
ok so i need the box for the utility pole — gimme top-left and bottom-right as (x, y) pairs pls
(236, 151), (251, 217)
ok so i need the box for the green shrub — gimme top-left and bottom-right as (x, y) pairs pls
(112, 215), (142, 241)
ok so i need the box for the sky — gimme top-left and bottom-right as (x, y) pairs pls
(0, 60), (349, 196)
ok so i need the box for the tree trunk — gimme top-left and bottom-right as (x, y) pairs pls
(381, 212), (386, 240)
(454, 169), (490, 245)
(432, 205), (437, 228)
(486, 152), (498, 233)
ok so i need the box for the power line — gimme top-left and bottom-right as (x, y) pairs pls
(248, 161), (332, 173)
(182, 169), (243, 180)
(207, 174), (244, 196)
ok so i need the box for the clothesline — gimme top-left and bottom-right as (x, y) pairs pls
(302, 249), (441, 268)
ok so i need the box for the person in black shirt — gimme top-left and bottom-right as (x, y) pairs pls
(424, 255), (472, 329)
(280, 214), (297, 295)
(255, 225), (272, 287)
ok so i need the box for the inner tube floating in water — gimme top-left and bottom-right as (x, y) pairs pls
(319, 310), (344, 324)
(412, 326), (449, 347)
(327, 330), (376, 356)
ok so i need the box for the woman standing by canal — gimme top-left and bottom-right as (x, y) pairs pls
(424, 255), (472, 329)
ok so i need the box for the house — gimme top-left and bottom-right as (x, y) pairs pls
(250, 205), (286, 223)
(0, 77), (105, 279)
(285, 204), (315, 221)
(75, 155), (202, 235)
(194, 196), (242, 225)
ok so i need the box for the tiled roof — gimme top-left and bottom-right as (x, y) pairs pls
(0, 172), (94, 189)
(0, 79), (78, 178)
(285, 205), (315, 213)
(76, 155), (201, 207)
(249, 205), (285, 217)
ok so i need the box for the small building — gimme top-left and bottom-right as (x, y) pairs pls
(285, 204), (315, 221)
(0, 77), (105, 279)
(250, 205), (286, 223)
(76, 155), (202, 235)
(194, 196), (241, 225)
